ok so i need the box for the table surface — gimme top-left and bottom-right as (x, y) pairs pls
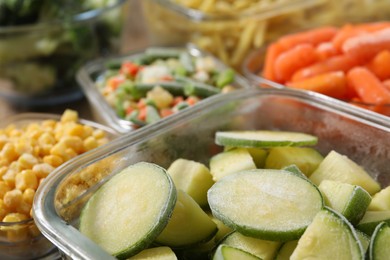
(0, 0), (149, 122)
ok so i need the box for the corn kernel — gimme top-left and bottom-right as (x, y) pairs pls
(22, 189), (35, 205)
(28, 223), (41, 237)
(65, 148), (78, 160)
(18, 153), (38, 170)
(0, 199), (8, 220)
(39, 144), (53, 157)
(93, 129), (106, 139)
(17, 201), (31, 216)
(38, 132), (56, 146)
(2, 168), (17, 188)
(15, 170), (38, 191)
(9, 129), (22, 138)
(2, 212), (28, 223)
(50, 142), (70, 162)
(43, 155), (63, 167)
(61, 109), (78, 123)
(0, 181), (11, 198)
(0, 135), (8, 150)
(2, 213), (29, 242)
(82, 125), (94, 139)
(83, 136), (98, 151)
(32, 163), (54, 179)
(61, 136), (84, 153)
(42, 120), (56, 129)
(66, 124), (84, 138)
(0, 166), (8, 178)
(3, 190), (22, 211)
(1, 143), (19, 162)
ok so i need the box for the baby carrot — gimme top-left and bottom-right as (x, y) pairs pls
(342, 28), (390, 61)
(277, 26), (339, 49)
(273, 43), (317, 83)
(347, 67), (390, 105)
(333, 22), (390, 51)
(287, 71), (348, 99)
(366, 50), (390, 80)
(262, 43), (285, 81)
(291, 54), (361, 82)
(315, 42), (340, 61)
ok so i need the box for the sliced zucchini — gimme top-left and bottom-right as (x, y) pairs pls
(310, 150), (381, 195)
(290, 207), (364, 260)
(246, 148), (268, 169)
(213, 245), (261, 260)
(128, 246), (177, 260)
(356, 229), (370, 253)
(209, 148), (256, 182)
(215, 130), (318, 148)
(282, 164), (307, 179)
(208, 169), (323, 241)
(274, 240), (298, 260)
(318, 180), (371, 225)
(167, 158), (214, 207)
(368, 222), (390, 260)
(155, 190), (218, 248)
(265, 147), (323, 177)
(209, 214), (233, 243)
(357, 211), (390, 236)
(220, 231), (281, 260)
(368, 186), (390, 211)
(79, 162), (176, 259)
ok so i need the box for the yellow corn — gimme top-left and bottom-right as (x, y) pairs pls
(18, 153), (38, 170)
(83, 136), (98, 151)
(15, 170), (38, 191)
(32, 163), (54, 179)
(43, 155), (63, 167)
(1, 143), (19, 162)
(3, 190), (23, 211)
(61, 109), (79, 123)
(0, 181), (11, 198)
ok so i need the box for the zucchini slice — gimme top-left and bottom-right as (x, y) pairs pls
(215, 130), (318, 148)
(208, 169), (323, 241)
(291, 207), (364, 259)
(213, 245), (261, 260)
(79, 162), (177, 259)
(369, 222), (390, 260)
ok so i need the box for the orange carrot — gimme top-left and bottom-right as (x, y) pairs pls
(347, 67), (390, 105)
(383, 79), (390, 91)
(273, 43), (317, 83)
(287, 71), (348, 99)
(366, 50), (390, 80)
(291, 54), (361, 82)
(160, 108), (174, 118)
(262, 43), (285, 81)
(315, 42), (340, 61)
(342, 28), (390, 61)
(277, 26), (339, 49)
(333, 22), (390, 51)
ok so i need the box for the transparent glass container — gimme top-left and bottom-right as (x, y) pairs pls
(0, 0), (128, 107)
(76, 44), (253, 133)
(34, 87), (390, 259)
(0, 113), (119, 260)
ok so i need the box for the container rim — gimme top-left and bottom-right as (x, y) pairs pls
(0, 0), (126, 34)
(33, 87), (390, 260)
(150, 0), (325, 21)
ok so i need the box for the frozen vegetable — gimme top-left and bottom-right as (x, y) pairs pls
(78, 129), (389, 258)
(259, 22), (390, 112)
(0, 109), (109, 242)
(97, 48), (236, 127)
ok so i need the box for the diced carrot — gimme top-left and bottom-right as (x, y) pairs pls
(262, 43), (285, 81)
(366, 50), (390, 80)
(287, 71), (348, 99)
(291, 54), (361, 82)
(107, 76), (125, 91)
(137, 98), (147, 109)
(342, 28), (390, 61)
(315, 42), (340, 61)
(121, 62), (140, 77)
(138, 107), (147, 121)
(273, 43), (317, 83)
(125, 106), (134, 115)
(172, 96), (184, 106)
(186, 96), (199, 106)
(160, 108), (174, 118)
(276, 26), (339, 49)
(346, 67), (390, 105)
(333, 22), (390, 51)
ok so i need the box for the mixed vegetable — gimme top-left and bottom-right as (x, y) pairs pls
(259, 22), (390, 114)
(97, 48), (236, 127)
(0, 0), (123, 99)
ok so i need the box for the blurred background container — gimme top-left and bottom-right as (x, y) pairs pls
(0, 0), (129, 107)
(141, 0), (390, 71)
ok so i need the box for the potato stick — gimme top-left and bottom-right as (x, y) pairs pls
(332, 22), (390, 51)
(213, 34), (229, 64)
(254, 21), (267, 48)
(200, 0), (216, 13)
(287, 71), (348, 99)
(342, 28), (390, 61)
(277, 26), (339, 50)
(291, 54), (361, 82)
(274, 43), (318, 83)
(366, 50), (390, 81)
(231, 19), (257, 66)
(347, 67), (390, 105)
